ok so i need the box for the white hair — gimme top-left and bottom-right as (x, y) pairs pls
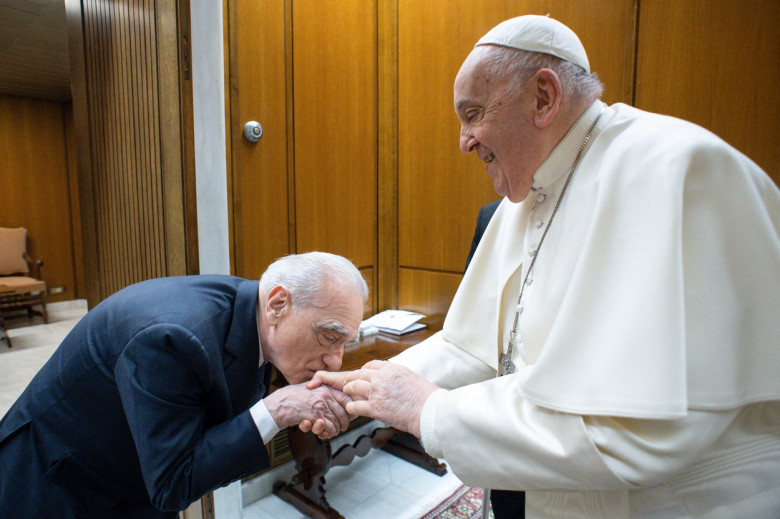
(259, 252), (368, 308)
(477, 45), (604, 103)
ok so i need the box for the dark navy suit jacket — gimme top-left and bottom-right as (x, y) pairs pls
(0, 275), (272, 518)
(465, 199), (501, 272)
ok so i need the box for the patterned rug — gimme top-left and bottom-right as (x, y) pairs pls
(420, 485), (487, 519)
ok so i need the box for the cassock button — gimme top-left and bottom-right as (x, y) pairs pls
(529, 247), (537, 257)
(516, 304), (524, 314)
(525, 276), (533, 286)
(536, 193), (547, 203)
(535, 220), (544, 229)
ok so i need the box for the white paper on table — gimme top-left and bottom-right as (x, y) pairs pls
(361, 309), (426, 334)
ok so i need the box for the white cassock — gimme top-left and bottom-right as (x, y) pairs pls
(392, 101), (780, 518)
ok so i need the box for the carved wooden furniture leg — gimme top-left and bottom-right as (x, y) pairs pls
(273, 427), (343, 519)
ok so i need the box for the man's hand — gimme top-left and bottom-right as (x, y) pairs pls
(264, 382), (354, 440)
(309, 361), (439, 438)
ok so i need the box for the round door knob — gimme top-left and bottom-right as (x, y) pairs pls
(243, 121), (263, 143)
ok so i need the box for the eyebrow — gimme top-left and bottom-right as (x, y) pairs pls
(318, 321), (349, 337)
(455, 98), (478, 111)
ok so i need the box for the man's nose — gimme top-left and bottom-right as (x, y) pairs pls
(323, 350), (343, 372)
(460, 131), (477, 154)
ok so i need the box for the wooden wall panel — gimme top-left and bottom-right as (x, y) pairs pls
(292, 0), (377, 268)
(398, 268), (462, 325)
(0, 96), (76, 303)
(82, 0), (164, 296)
(635, 0), (779, 182)
(228, 0), (290, 281)
(70, 0), (192, 303)
(397, 0), (636, 274)
(65, 103), (87, 300)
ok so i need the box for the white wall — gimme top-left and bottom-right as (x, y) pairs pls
(191, 0), (231, 276)
(190, 2), (242, 516)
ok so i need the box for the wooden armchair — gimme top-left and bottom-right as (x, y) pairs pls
(0, 227), (48, 324)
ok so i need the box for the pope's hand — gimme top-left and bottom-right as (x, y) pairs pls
(264, 382), (353, 440)
(309, 361), (439, 438)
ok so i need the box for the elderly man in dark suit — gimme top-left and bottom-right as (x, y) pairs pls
(0, 252), (366, 518)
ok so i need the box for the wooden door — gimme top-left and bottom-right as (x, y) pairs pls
(228, 0), (378, 313)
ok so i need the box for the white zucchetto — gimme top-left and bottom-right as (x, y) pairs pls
(476, 15), (590, 73)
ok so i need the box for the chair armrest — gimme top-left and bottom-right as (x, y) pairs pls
(22, 252), (44, 279)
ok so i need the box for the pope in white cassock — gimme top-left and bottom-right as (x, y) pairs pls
(310, 15), (780, 519)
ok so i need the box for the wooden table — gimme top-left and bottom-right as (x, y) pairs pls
(273, 324), (445, 519)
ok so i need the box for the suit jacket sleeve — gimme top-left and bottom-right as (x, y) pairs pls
(114, 323), (269, 512)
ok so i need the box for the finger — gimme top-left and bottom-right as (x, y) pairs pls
(361, 359), (388, 370)
(343, 379), (372, 399)
(317, 417), (338, 438)
(299, 419), (313, 433)
(324, 394), (352, 431)
(327, 387), (354, 407)
(309, 370), (353, 390)
(345, 399), (374, 419)
(311, 418), (325, 436)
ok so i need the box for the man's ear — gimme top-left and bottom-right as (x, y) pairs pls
(265, 285), (290, 324)
(532, 68), (562, 128)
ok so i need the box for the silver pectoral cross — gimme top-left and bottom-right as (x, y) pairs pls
(499, 352), (516, 375)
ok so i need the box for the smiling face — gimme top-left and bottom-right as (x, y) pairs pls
(260, 281), (364, 384)
(454, 48), (548, 202)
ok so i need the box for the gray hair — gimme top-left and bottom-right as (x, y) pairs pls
(478, 45), (603, 103)
(259, 252), (368, 309)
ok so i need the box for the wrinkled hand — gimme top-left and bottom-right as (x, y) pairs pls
(264, 382), (354, 440)
(309, 361), (439, 438)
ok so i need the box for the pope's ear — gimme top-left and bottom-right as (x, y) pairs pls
(532, 68), (562, 128)
(265, 285), (291, 323)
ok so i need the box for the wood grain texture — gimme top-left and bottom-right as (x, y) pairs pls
(0, 96), (76, 302)
(65, 0), (192, 302)
(377, 0), (400, 312)
(397, 0), (636, 273)
(398, 268), (462, 325)
(635, 0), (779, 181)
(292, 0), (378, 268)
(228, 0), (290, 280)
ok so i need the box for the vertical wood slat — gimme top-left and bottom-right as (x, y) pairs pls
(157, 0), (189, 277)
(376, 0), (399, 313)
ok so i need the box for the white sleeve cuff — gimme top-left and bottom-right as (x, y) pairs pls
(250, 399), (281, 445)
(419, 388), (447, 458)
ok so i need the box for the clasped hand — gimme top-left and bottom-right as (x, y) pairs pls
(307, 360), (439, 438)
(264, 382), (355, 440)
